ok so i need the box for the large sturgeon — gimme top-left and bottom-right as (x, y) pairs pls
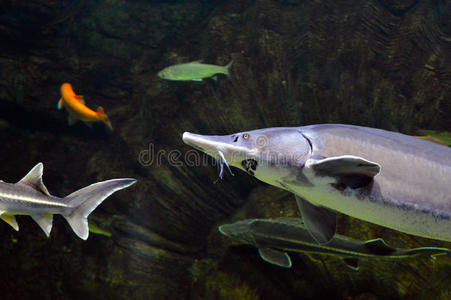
(183, 124), (451, 244)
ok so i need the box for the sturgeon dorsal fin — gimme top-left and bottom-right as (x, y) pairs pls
(363, 238), (395, 255)
(17, 163), (50, 196)
(31, 214), (53, 237)
(258, 247), (292, 268)
(295, 195), (336, 244)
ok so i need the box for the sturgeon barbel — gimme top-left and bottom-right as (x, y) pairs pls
(183, 124), (451, 244)
(0, 163), (136, 239)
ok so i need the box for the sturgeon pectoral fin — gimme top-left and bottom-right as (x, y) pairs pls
(342, 258), (359, 271)
(31, 214), (53, 237)
(306, 155), (380, 178)
(17, 162), (50, 195)
(191, 79), (203, 82)
(1, 214), (19, 231)
(295, 195), (336, 244)
(258, 247), (292, 268)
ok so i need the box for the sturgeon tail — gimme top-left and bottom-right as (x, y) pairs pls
(63, 178), (136, 240)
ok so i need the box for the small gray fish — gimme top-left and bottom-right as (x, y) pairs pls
(158, 59), (233, 81)
(219, 218), (449, 270)
(0, 163), (136, 240)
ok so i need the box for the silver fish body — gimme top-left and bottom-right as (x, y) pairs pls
(0, 181), (69, 214)
(0, 163), (136, 239)
(292, 124), (451, 242)
(183, 124), (451, 243)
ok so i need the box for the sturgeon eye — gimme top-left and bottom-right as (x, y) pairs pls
(243, 134), (249, 140)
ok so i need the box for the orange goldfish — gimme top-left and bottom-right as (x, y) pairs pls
(57, 83), (112, 130)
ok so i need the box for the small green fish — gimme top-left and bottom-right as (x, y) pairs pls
(157, 59), (233, 81)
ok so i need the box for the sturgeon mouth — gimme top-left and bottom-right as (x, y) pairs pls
(241, 159), (258, 176)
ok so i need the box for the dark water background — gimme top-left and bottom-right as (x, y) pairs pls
(0, 0), (450, 299)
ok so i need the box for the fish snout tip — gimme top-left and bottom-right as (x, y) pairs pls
(218, 225), (231, 237)
(182, 132), (192, 143)
(157, 70), (166, 79)
(182, 132), (206, 153)
(113, 178), (138, 188)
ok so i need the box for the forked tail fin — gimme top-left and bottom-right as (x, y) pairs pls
(223, 59), (233, 77)
(63, 178), (136, 240)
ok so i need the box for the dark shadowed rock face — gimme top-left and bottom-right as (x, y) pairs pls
(0, 0), (449, 299)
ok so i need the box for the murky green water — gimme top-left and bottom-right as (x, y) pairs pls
(0, 1), (450, 299)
